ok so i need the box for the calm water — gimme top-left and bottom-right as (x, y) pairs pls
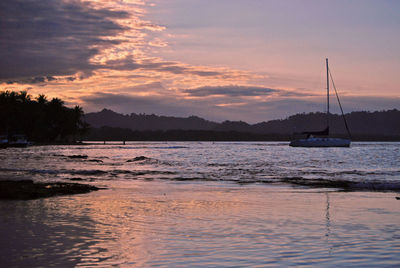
(1, 142), (400, 266)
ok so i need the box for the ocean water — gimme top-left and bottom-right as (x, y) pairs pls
(1, 142), (399, 189)
(1, 142), (400, 266)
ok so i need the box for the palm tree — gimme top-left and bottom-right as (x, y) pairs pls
(36, 94), (48, 105)
(0, 90), (90, 142)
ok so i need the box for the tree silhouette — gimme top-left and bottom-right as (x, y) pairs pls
(0, 91), (88, 142)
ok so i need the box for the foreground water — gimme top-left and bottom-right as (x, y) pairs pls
(0, 142), (400, 266)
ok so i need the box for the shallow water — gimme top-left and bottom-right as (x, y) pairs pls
(0, 142), (399, 190)
(1, 182), (400, 267)
(1, 142), (400, 266)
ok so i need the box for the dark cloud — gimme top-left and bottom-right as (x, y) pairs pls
(82, 92), (192, 117)
(103, 57), (140, 71)
(103, 56), (227, 77)
(5, 75), (59, 84)
(0, 0), (128, 82)
(278, 90), (317, 97)
(190, 71), (222, 77)
(83, 93), (150, 106)
(183, 85), (279, 97)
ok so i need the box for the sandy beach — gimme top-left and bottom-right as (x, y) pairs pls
(1, 180), (399, 267)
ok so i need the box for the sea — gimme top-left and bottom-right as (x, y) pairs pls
(0, 142), (400, 267)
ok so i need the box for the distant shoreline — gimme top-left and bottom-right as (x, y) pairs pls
(85, 109), (400, 140)
(28, 138), (400, 145)
(82, 128), (400, 142)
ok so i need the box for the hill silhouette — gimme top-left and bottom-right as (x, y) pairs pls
(85, 109), (217, 131)
(84, 109), (400, 141)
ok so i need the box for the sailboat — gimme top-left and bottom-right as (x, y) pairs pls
(289, 59), (351, 147)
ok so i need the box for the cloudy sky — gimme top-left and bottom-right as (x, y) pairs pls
(1, 0), (399, 123)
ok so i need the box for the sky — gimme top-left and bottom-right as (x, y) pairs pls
(1, 0), (399, 123)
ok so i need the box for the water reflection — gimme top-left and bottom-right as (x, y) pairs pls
(326, 193), (331, 237)
(0, 198), (109, 267)
(1, 181), (400, 267)
(325, 192), (334, 256)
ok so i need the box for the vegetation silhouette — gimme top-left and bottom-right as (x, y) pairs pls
(2, 90), (398, 142)
(0, 91), (88, 142)
(84, 109), (400, 141)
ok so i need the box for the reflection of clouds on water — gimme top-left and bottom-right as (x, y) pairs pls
(1, 181), (400, 266)
(1, 140), (400, 265)
(0, 197), (113, 267)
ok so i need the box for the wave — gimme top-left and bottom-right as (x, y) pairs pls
(298, 169), (400, 177)
(52, 154), (106, 163)
(87, 159), (103, 163)
(126, 156), (151, 162)
(0, 167), (177, 177)
(67, 155), (88, 159)
(157, 175), (400, 192)
(0, 167), (105, 176)
(110, 170), (176, 176)
(125, 156), (179, 167)
(273, 177), (400, 192)
(154, 146), (188, 149)
(52, 154), (89, 159)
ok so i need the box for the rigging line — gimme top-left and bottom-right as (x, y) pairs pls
(328, 69), (352, 139)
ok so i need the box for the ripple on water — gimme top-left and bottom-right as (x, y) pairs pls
(1, 142), (400, 266)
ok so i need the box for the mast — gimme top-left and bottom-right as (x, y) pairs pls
(326, 58), (329, 134)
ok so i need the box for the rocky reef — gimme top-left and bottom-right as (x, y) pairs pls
(0, 180), (101, 200)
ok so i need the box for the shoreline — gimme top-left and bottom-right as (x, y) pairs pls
(25, 140), (400, 146)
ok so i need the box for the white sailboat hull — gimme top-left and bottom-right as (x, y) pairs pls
(289, 59), (351, 148)
(289, 137), (350, 147)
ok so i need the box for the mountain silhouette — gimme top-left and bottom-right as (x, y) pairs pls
(84, 109), (400, 140)
(85, 109), (217, 131)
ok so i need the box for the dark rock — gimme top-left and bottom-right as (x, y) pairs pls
(0, 180), (101, 200)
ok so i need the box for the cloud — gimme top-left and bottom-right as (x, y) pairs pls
(340, 96), (400, 113)
(0, 0), (252, 90)
(278, 90), (318, 97)
(80, 88), (400, 124)
(80, 90), (318, 123)
(102, 56), (231, 78)
(183, 85), (279, 97)
(81, 92), (192, 117)
(0, 0), (128, 82)
(2, 0), (398, 124)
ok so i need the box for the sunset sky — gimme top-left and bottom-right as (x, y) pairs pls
(1, 0), (399, 123)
